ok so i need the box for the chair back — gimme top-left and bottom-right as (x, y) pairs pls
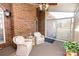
(34, 32), (41, 37)
(13, 36), (25, 44)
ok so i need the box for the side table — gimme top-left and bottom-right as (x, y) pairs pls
(28, 36), (36, 47)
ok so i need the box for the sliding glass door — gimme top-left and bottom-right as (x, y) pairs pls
(45, 12), (74, 42)
(56, 18), (74, 41)
(45, 18), (74, 41)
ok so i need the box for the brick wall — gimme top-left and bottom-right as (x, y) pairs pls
(12, 4), (37, 37)
(0, 3), (45, 48)
(0, 4), (13, 48)
(0, 3), (37, 48)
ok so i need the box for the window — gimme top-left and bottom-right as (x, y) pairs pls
(49, 12), (74, 19)
(0, 8), (5, 44)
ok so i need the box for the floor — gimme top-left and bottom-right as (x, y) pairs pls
(29, 41), (65, 56)
(0, 46), (16, 56)
(0, 41), (65, 56)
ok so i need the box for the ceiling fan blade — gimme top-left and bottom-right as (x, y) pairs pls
(48, 3), (57, 5)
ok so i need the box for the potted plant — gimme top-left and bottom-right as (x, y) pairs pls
(64, 41), (79, 56)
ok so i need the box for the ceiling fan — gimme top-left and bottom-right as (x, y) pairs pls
(31, 3), (57, 11)
(38, 3), (57, 5)
(38, 3), (57, 11)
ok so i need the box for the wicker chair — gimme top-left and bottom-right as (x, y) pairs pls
(34, 32), (45, 44)
(13, 36), (32, 56)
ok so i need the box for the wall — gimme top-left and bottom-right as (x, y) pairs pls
(0, 3), (37, 48)
(49, 3), (77, 12)
(12, 4), (37, 37)
(37, 8), (45, 35)
(0, 4), (13, 48)
(0, 4), (45, 48)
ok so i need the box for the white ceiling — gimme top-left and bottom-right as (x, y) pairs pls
(48, 3), (78, 12)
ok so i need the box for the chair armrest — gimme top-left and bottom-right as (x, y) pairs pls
(25, 39), (32, 42)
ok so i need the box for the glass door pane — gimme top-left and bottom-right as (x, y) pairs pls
(0, 14), (3, 42)
(45, 18), (74, 41)
(46, 20), (57, 38)
(0, 8), (5, 43)
(56, 18), (74, 41)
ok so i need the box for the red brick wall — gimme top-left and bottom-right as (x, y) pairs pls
(0, 4), (13, 48)
(0, 3), (38, 48)
(12, 4), (37, 37)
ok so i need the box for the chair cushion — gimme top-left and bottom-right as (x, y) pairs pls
(25, 39), (32, 42)
(13, 36), (25, 44)
(34, 32), (41, 37)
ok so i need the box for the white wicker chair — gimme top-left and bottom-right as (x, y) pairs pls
(13, 36), (32, 56)
(34, 32), (45, 44)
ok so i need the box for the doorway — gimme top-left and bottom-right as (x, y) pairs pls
(45, 12), (74, 42)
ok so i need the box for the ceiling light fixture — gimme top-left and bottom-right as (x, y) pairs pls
(39, 3), (49, 11)
(4, 9), (11, 17)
